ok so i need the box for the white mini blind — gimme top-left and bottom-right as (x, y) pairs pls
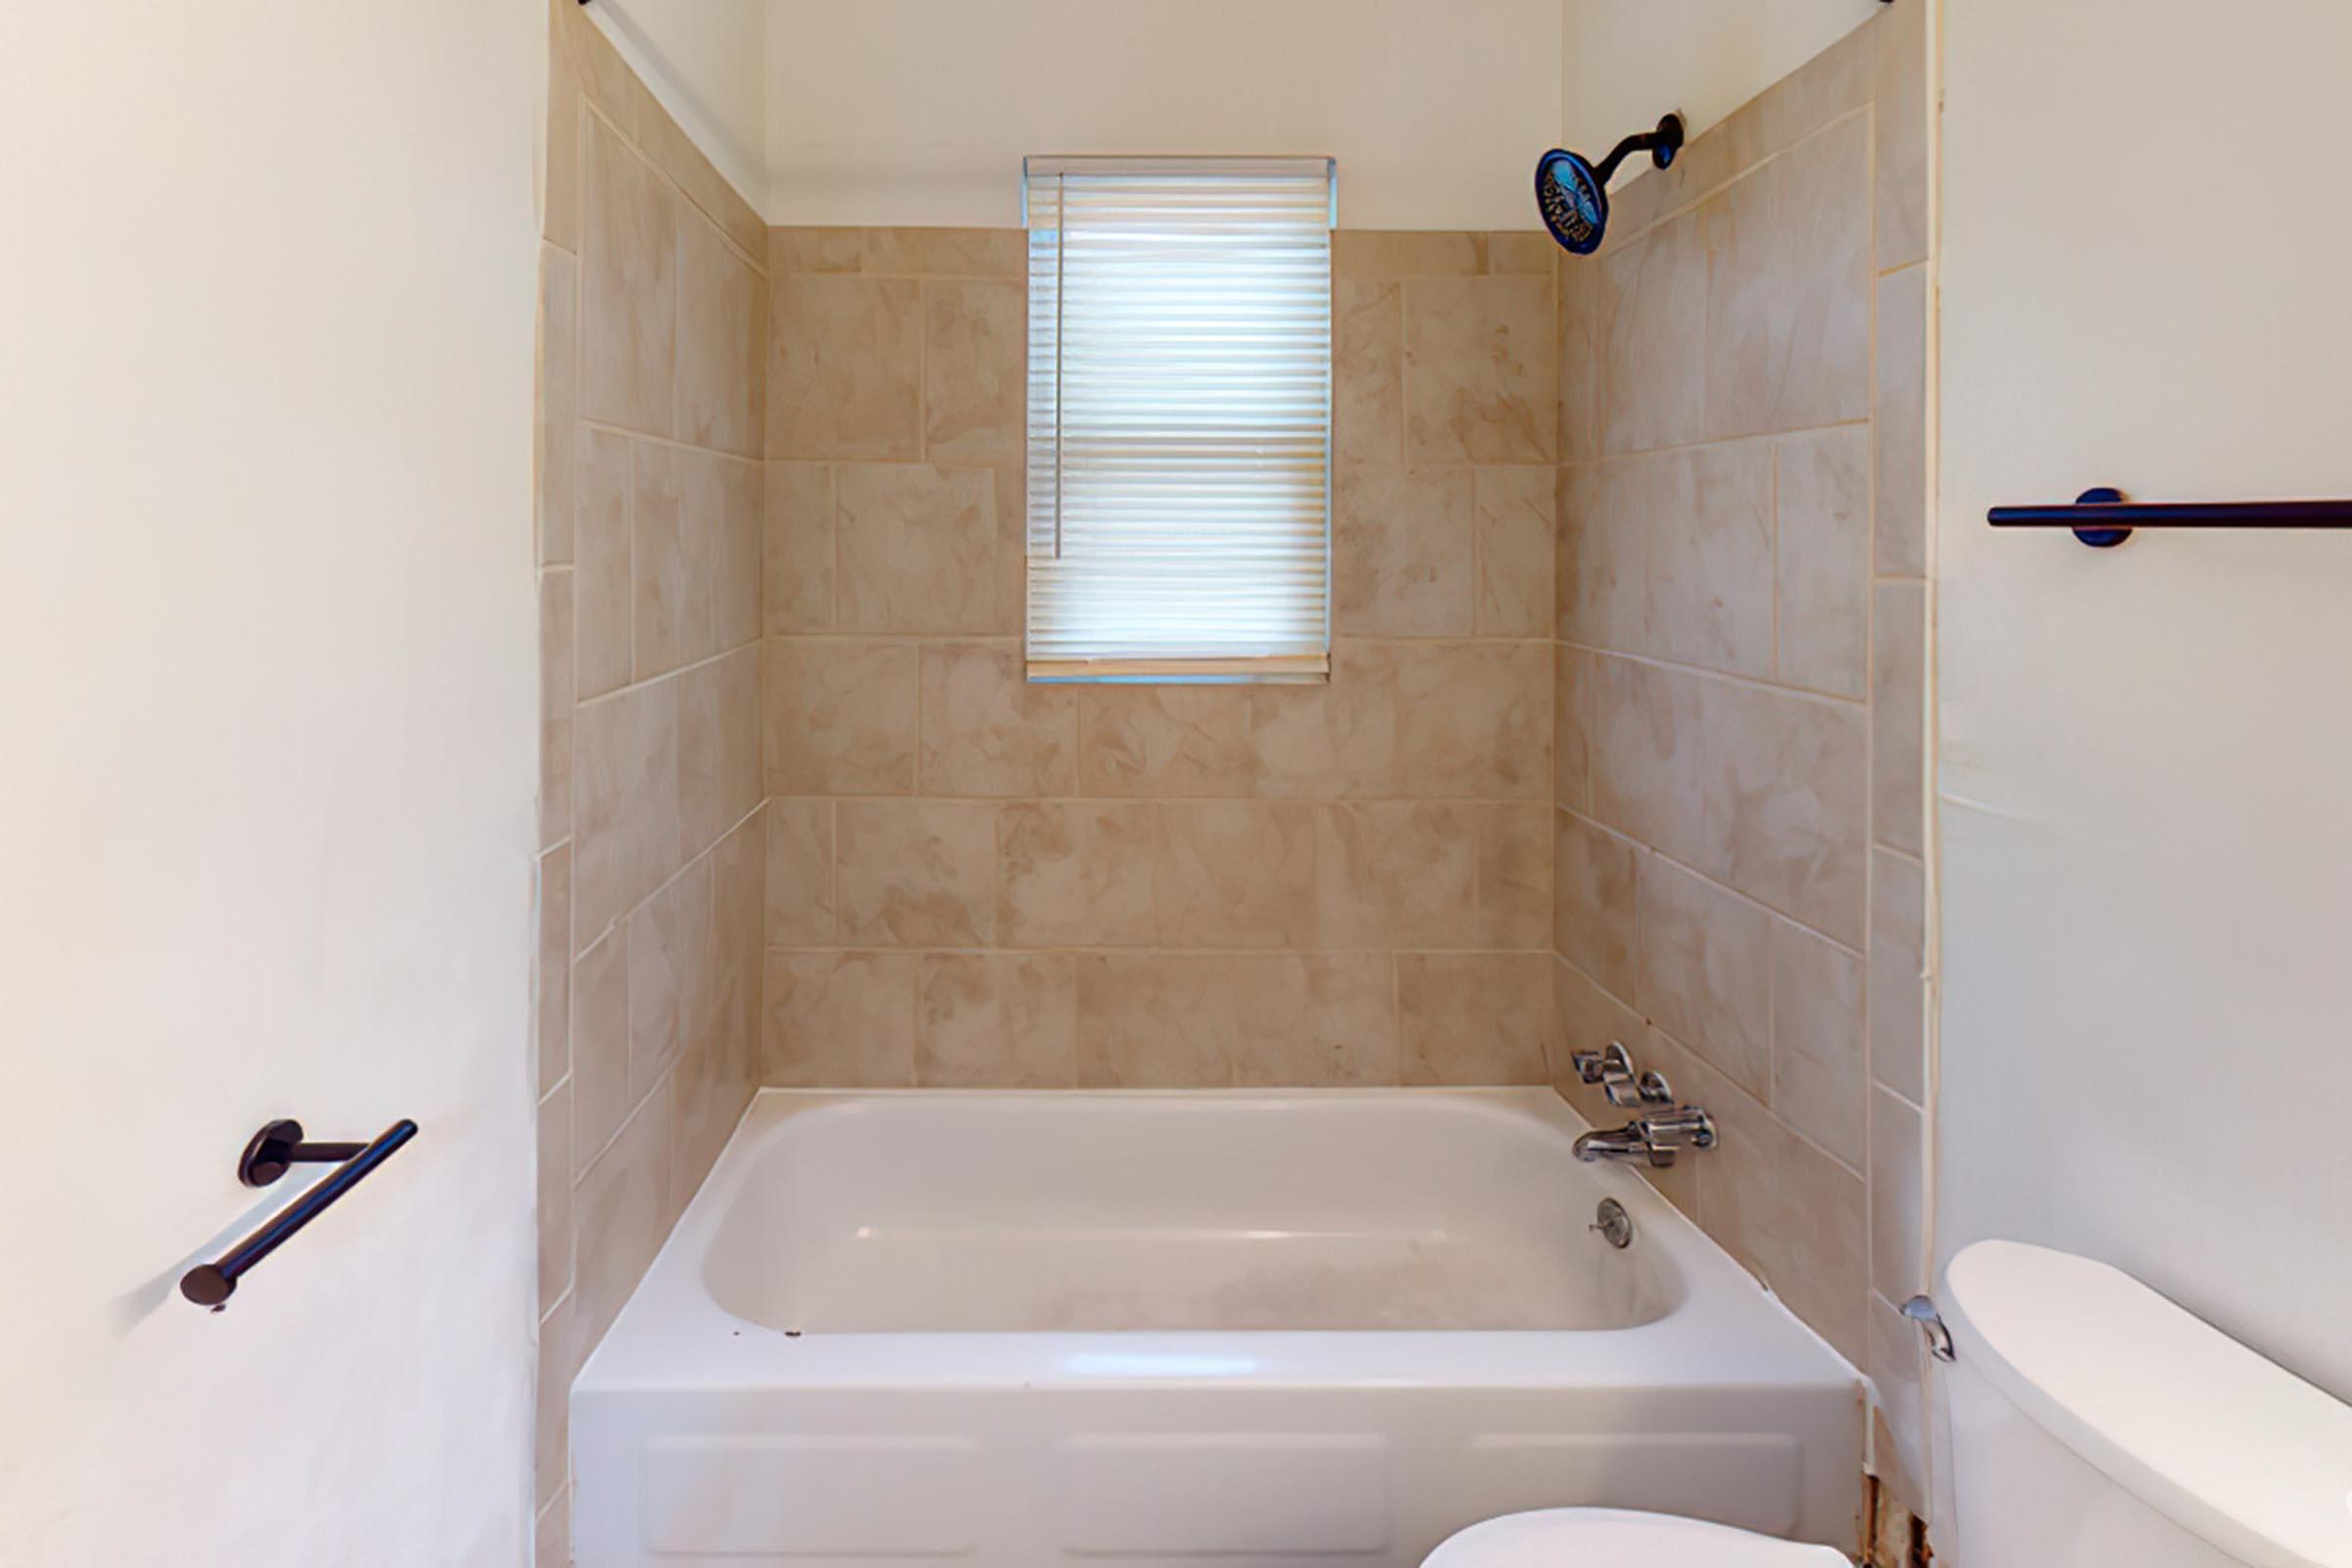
(1024, 157), (1337, 682)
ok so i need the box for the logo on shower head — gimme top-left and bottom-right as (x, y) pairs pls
(1537, 150), (1608, 255)
(1536, 112), (1685, 258)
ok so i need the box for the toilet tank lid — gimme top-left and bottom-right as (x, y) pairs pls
(1941, 1241), (2352, 1568)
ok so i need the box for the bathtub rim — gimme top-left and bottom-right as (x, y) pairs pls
(575, 1087), (1863, 1399)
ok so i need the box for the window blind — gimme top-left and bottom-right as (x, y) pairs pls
(1024, 157), (1337, 682)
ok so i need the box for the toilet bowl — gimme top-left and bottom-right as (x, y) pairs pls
(1424, 1508), (1848, 1566)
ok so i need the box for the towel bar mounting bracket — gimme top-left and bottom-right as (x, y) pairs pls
(2063, 487), (2132, 549)
(239, 1118), (367, 1188)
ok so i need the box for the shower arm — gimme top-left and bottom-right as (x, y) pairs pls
(1590, 117), (1683, 188)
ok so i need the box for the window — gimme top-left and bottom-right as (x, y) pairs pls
(1023, 157), (1337, 682)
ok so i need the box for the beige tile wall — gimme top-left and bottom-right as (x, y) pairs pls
(532, 3), (767, 1554)
(1545, 1), (1935, 1549)
(528, 9), (1932, 1556)
(760, 228), (1561, 1091)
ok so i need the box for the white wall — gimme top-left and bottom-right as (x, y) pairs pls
(0, 2), (542, 1562)
(535, 0), (1896, 232)
(585, 0), (769, 210)
(762, 0), (1565, 228)
(575, 0), (1893, 231)
(1559, 0), (1881, 159)
(1936, 0), (2352, 1417)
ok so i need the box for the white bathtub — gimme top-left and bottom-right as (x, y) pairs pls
(572, 1090), (1863, 1566)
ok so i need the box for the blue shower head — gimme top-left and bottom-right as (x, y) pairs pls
(1537, 113), (1685, 256)
(1537, 148), (1608, 255)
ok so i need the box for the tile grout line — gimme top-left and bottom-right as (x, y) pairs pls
(580, 95), (768, 282)
(1551, 802), (1867, 966)
(1611, 104), (1877, 254)
(911, 295), (928, 792)
(570, 1054), (672, 1227)
(1771, 439), (1786, 681)
(578, 416), (762, 466)
(1564, 415), (1873, 467)
(575, 634), (760, 713)
(763, 630), (1559, 649)
(761, 945), (1571, 959)
(574, 795), (764, 964)
(1861, 89), (1887, 1436)
(1649, 1017), (1868, 1185)
(1563, 639), (1868, 710)
(826, 465), (840, 631)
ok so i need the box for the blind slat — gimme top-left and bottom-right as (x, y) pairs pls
(1024, 157), (1335, 683)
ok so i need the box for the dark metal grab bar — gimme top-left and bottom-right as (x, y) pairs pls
(179, 1118), (416, 1309)
(1988, 487), (2352, 548)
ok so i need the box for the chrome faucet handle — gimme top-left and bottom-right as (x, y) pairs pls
(1635, 1069), (1675, 1106)
(1636, 1106), (1717, 1151)
(1572, 1042), (1644, 1104)
(1570, 1042), (1635, 1084)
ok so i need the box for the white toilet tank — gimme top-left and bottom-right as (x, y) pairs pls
(1938, 1241), (2352, 1568)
